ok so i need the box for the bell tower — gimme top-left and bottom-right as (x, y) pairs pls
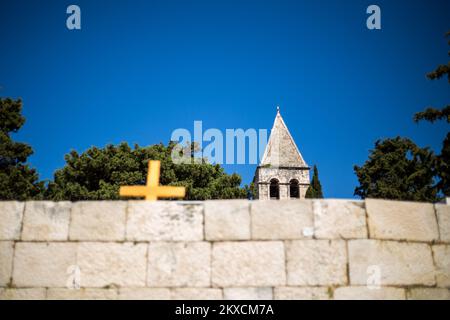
(253, 107), (310, 199)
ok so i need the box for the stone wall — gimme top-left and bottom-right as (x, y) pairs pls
(0, 199), (449, 300)
(254, 167), (310, 200)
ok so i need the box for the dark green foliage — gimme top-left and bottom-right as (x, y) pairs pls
(412, 31), (450, 197)
(425, 31), (450, 82)
(305, 165), (323, 198)
(0, 98), (44, 200)
(46, 141), (247, 201)
(414, 106), (450, 124)
(440, 133), (450, 196)
(354, 137), (438, 202)
(413, 107), (450, 197)
(245, 182), (257, 199)
(355, 32), (450, 201)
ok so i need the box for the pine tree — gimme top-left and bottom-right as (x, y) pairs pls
(413, 31), (450, 197)
(46, 141), (247, 201)
(0, 98), (44, 200)
(305, 165), (323, 198)
(355, 31), (449, 201)
(354, 137), (438, 201)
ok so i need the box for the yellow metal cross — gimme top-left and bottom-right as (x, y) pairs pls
(119, 160), (185, 201)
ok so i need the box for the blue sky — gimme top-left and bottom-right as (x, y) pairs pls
(1, 0), (449, 198)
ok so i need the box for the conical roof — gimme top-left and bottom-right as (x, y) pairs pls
(260, 108), (307, 167)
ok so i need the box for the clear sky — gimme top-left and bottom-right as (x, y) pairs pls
(1, 0), (449, 198)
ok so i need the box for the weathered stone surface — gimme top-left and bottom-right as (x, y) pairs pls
(407, 288), (450, 300)
(171, 288), (223, 300)
(22, 201), (71, 241)
(436, 204), (450, 242)
(47, 288), (117, 300)
(13, 242), (77, 287)
(259, 111), (308, 168)
(119, 288), (171, 300)
(0, 288), (46, 300)
(0, 241), (14, 286)
(0, 201), (24, 240)
(286, 240), (347, 286)
(70, 201), (126, 241)
(274, 287), (330, 300)
(205, 200), (250, 240)
(251, 200), (313, 239)
(126, 202), (203, 241)
(334, 287), (405, 300)
(223, 287), (273, 300)
(432, 245), (450, 287)
(147, 242), (211, 287)
(366, 199), (438, 241)
(348, 240), (435, 286)
(313, 200), (367, 239)
(78, 242), (147, 287)
(212, 241), (285, 287)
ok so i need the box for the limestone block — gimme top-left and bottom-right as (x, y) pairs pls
(0, 288), (46, 300)
(0, 201), (24, 240)
(407, 288), (450, 300)
(366, 199), (438, 241)
(147, 242), (211, 287)
(313, 200), (367, 239)
(78, 242), (147, 287)
(13, 242), (77, 287)
(126, 201), (203, 241)
(0, 241), (14, 286)
(22, 201), (71, 241)
(69, 201), (126, 241)
(334, 287), (405, 300)
(286, 240), (347, 286)
(348, 240), (435, 286)
(171, 288), (223, 300)
(223, 287), (273, 300)
(119, 288), (171, 300)
(205, 200), (250, 240)
(436, 204), (450, 242)
(274, 287), (330, 300)
(432, 245), (450, 287)
(251, 200), (313, 240)
(212, 241), (285, 287)
(47, 288), (117, 300)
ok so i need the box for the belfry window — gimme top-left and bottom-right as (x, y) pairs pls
(269, 179), (280, 200)
(290, 179), (300, 198)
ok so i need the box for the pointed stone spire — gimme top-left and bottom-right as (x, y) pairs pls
(260, 107), (307, 167)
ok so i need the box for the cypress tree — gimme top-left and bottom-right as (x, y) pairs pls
(305, 165), (323, 198)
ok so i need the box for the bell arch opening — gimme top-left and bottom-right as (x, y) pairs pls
(269, 178), (280, 200)
(289, 179), (300, 198)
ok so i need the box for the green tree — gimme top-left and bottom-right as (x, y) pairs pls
(0, 98), (44, 200)
(305, 165), (323, 198)
(414, 106), (449, 197)
(413, 31), (450, 196)
(245, 182), (257, 199)
(354, 32), (449, 202)
(46, 141), (247, 200)
(354, 137), (438, 202)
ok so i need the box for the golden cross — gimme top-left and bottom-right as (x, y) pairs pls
(119, 160), (185, 201)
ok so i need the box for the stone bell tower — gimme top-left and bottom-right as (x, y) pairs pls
(253, 107), (310, 199)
